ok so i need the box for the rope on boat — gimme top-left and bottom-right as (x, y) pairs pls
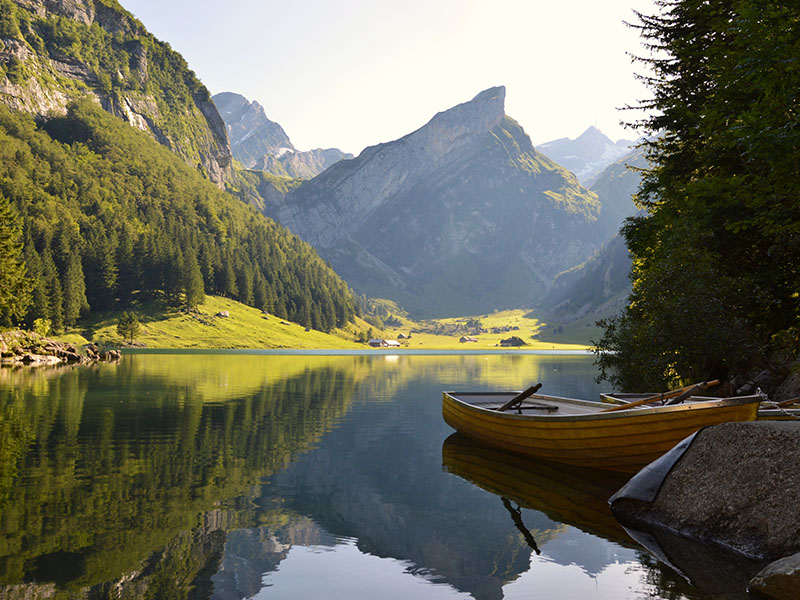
(757, 388), (800, 420)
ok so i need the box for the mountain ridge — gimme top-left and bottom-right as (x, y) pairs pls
(262, 86), (619, 317)
(537, 147), (646, 323)
(538, 126), (634, 184)
(213, 91), (353, 179)
(0, 0), (232, 186)
(0, 1), (360, 335)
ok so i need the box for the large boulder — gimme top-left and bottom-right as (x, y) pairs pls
(611, 421), (800, 561)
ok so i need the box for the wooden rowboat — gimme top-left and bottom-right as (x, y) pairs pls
(602, 391), (800, 421)
(755, 404), (800, 420)
(442, 390), (761, 472)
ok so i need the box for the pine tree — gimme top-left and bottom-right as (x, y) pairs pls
(24, 242), (49, 329)
(40, 245), (64, 333)
(221, 260), (238, 298)
(62, 251), (89, 328)
(0, 192), (30, 323)
(164, 247), (185, 302)
(115, 225), (137, 302)
(183, 250), (205, 308)
(596, 0), (800, 389)
(253, 274), (271, 313)
(85, 231), (118, 310)
(116, 311), (140, 343)
(236, 264), (254, 306)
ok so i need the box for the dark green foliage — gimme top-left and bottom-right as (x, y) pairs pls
(182, 252), (205, 309)
(0, 100), (356, 333)
(595, 0), (800, 390)
(116, 311), (140, 343)
(39, 245), (64, 333)
(62, 250), (89, 327)
(0, 191), (30, 324)
(500, 336), (526, 347)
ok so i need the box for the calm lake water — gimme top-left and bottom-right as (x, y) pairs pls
(0, 352), (743, 599)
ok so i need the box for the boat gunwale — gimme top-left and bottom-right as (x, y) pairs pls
(443, 391), (763, 423)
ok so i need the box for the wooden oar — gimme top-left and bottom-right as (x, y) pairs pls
(497, 383), (543, 412)
(776, 397), (800, 408)
(600, 383), (694, 413)
(601, 380), (720, 413)
(665, 379), (721, 405)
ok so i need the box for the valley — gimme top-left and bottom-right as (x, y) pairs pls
(0, 0), (641, 351)
(222, 86), (640, 321)
(56, 295), (591, 351)
(3, 2), (797, 599)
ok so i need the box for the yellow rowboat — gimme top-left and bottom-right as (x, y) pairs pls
(442, 391), (762, 472)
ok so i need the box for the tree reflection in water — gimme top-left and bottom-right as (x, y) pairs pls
(0, 353), (734, 599)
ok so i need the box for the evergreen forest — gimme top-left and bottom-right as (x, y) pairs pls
(0, 100), (356, 333)
(595, 0), (800, 391)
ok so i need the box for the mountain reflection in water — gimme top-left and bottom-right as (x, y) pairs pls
(0, 353), (716, 599)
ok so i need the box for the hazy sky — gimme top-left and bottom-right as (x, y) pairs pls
(121, 0), (658, 155)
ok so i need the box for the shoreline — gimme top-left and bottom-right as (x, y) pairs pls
(119, 347), (594, 356)
(0, 330), (121, 366)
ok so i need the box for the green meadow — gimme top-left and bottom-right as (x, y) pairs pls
(56, 296), (591, 351)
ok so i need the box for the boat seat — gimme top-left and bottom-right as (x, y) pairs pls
(516, 403), (559, 413)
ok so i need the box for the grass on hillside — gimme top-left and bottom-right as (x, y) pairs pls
(58, 296), (371, 350)
(380, 309), (591, 351)
(55, 296), (592, 351)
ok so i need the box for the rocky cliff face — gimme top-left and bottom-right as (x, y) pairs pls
(0, 0), (232, 186)
(212, 91), (294, 167)
(213, 91), (353, 179)
(266, 86), (614, 317)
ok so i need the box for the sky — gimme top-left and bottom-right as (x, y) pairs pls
(121, 0), (658, 156)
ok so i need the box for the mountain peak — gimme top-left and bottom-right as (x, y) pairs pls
(538, 126), (635, 183)
(270, 88), (604, 317)
(410, 85), (505, 152)
(212, 91), (293, 168)
(472, 85), (506, 104)
(576, 125), (613, 145)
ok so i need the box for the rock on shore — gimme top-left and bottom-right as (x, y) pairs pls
(0, 330), (120, 365)
(612, 421), (800, 559)
(611, 421), (800, 599)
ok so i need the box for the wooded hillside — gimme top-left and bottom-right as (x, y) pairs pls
(0, 100), (356, 333)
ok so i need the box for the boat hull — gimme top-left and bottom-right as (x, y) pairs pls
(442, 392), (760, 472)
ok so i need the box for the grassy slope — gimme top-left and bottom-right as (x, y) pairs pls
(383, 309), (590, 351)
(58, 296), (368, 349)
(56, 297), (590, 350)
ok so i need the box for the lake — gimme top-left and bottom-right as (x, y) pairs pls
(0, 352), (727, 599)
